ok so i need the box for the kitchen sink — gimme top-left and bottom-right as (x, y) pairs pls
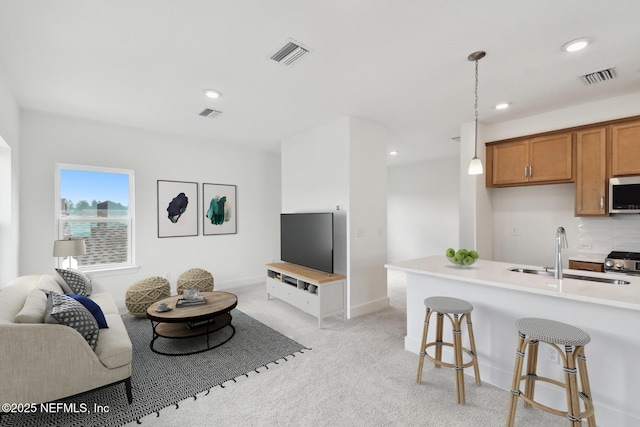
(509, 267), (630, 285)
(510, 267), (554, 276)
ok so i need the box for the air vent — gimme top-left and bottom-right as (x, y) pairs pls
(198, 108), (222, 119)
(269, 39), (311, 66)
(581, 67), (616, 84)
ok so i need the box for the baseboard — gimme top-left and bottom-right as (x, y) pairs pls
(216, 275), (264, 290)
(349, 296), (390, 318)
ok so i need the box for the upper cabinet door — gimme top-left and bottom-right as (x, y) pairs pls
(491, 140), (529, 186)
(575, 127), (607, 216)
(487, 132), (573, 187)
(611, 121), (640, 176)
(528, 133), (573, 183)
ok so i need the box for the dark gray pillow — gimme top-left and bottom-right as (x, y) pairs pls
(54, 268), (92, 296)
(45, 291), (99, 351)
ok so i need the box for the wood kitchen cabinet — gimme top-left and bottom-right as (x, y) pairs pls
(568, 260), (604, 272)
(575, 127), (608, 216)
(486, 132), (573, 187)
(611, 120), (640, 176)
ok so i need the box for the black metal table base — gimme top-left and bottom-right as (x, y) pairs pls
(149, 314), (236, 356)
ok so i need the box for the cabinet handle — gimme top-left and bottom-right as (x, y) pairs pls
(524, 166), (528, 178)
(600, 196), (604, 210)
(529, 165), (532, 177)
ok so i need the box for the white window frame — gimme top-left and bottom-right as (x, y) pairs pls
(55, 163), (136, 273)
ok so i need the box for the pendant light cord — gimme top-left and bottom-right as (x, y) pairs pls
(474, 59), (479, 158)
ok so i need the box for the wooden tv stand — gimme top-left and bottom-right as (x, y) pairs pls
(266, 262), (346, 328)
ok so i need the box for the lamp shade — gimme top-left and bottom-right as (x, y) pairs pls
(468, 157), (484, 175)
(53, 239), (86, 257)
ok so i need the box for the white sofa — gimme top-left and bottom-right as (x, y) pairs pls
(0, 274), (133, 406)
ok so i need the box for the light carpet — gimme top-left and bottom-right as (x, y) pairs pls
(126, 271), (566, 426)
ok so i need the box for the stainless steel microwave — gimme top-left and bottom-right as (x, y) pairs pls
(609, 176), (640, 213)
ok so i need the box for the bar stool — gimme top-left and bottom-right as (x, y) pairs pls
(416, 296), (481, 404)
(506, 317), (596, 427)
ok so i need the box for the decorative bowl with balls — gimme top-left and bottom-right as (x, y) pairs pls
(446, 248), (479, 267)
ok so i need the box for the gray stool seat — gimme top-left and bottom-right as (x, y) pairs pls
(507, 317), (596, 427)
(424, 296), (473, 314)
(516, 317), (591, 346)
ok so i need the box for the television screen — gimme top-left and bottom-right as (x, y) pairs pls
(280, 213), (333, 274)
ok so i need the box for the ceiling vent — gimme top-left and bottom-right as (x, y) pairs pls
(269, 39), (311, 66)
(581, 67), (616, 84)
(198, 108), (222, 119)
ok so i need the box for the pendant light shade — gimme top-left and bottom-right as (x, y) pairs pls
(467, 51), (486, 176)
(468, 157), (483, 175)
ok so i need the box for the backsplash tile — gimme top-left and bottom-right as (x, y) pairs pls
(578, 215), (640, 253)
(613, 215), (640, 251)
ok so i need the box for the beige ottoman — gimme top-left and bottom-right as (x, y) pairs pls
(125, 276), (171, 317)
(177, 268), (214, 294)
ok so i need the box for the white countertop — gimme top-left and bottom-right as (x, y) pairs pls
(385, 255), (640, 311)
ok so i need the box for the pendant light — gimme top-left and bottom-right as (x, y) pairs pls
(467, 51), (485, 175)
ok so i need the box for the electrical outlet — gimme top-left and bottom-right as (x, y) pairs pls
(511, 227), (518, 236)
(545, 345), (559, 364)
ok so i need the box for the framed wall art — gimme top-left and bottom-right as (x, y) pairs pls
(157, 180), (198, 238)
(202, 183), (237, 235)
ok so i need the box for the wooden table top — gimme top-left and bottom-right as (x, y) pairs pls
(146, 291), (238, 323)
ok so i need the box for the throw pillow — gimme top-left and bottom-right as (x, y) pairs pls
(14, 289), (48, 323)
(45, 291), (99, 351)
(66, 294), (109, 329)
(54, 268), (92, 296)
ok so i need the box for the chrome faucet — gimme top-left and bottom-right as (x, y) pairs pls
(555, 226), (568, 279)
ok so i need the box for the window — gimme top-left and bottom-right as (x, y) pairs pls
(55, 164), (135, 271)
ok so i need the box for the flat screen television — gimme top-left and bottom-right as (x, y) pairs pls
(280, 212), (333, 274)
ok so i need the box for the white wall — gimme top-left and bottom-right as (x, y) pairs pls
(387, 156), (460, 262)
(348, 117), (388, 316)
(281, 117), (388, 317)
(0, 63), (20, 286)
(459, 121), (492, 259)
(485, 92), (640, 266)
(491, 183), (577, 267)
(281, 118), (349, 275)
(19, 110), (281, 304)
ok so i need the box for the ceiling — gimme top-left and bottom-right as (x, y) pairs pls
(1, 0), (639, 166)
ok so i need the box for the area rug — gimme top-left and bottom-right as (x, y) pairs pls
(1, 310), (309, 427)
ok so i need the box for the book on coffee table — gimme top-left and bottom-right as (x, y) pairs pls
(176, 296), (206, 307)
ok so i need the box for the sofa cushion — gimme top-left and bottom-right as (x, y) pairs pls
(14, 289), (48, 323)
(66, 294), (109, 329)
(0, 275), (63, 324)
(94, 313), (133, 369)
(45, 291), (99, 350)
(54, 268), (92, 296)
(88, 293), (120, 315)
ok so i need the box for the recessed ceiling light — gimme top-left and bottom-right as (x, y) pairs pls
(389, 150), (398, 156)
(562, 37), (591, 53)
(204, 89), (222, 99)
(495, 102), (510, 110)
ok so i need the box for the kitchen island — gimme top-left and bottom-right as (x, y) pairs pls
(386, 256), (640, 426)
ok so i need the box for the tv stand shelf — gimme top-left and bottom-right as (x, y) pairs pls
(266, 262), (346, 328)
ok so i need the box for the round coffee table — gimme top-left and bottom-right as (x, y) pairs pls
(146, 291), (238, 356)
